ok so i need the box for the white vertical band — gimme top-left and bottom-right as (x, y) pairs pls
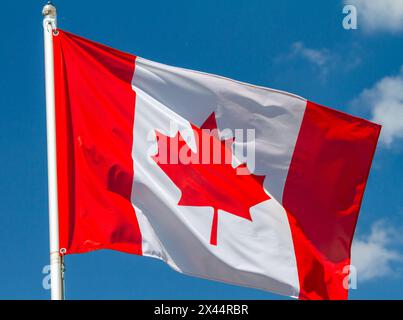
(131, 57), (305, 297)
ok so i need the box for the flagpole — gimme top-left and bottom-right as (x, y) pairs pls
(42, 1), (64, 300)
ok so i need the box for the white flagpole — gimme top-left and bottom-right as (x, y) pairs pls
(42, 1), (64, 300)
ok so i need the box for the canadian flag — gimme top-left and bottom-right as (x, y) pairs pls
(53, 30), (380, 300)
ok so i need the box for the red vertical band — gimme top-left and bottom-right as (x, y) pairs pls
(53, 30), (142, 255)
(283, 101), (381, 299)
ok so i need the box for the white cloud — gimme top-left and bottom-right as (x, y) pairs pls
(279, 42), (361, 80)
(352, 67), (403, 146)
(291, 42), (332, 68)
(345, 0), (403, 32)
(352, 221), (403, 282)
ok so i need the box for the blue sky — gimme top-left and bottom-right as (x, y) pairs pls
(0, 0), (402, 299)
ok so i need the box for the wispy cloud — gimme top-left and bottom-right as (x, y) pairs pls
(291, 42), (332, 68)
(352, 221), (403, 282)
(344, 0), (403, 33)
(286, 42), (335, 79)
(352, 66), (403, 146)
(276, 42), (361, 81)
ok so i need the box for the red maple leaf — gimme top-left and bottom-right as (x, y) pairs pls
(152, 113), (270, 245)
